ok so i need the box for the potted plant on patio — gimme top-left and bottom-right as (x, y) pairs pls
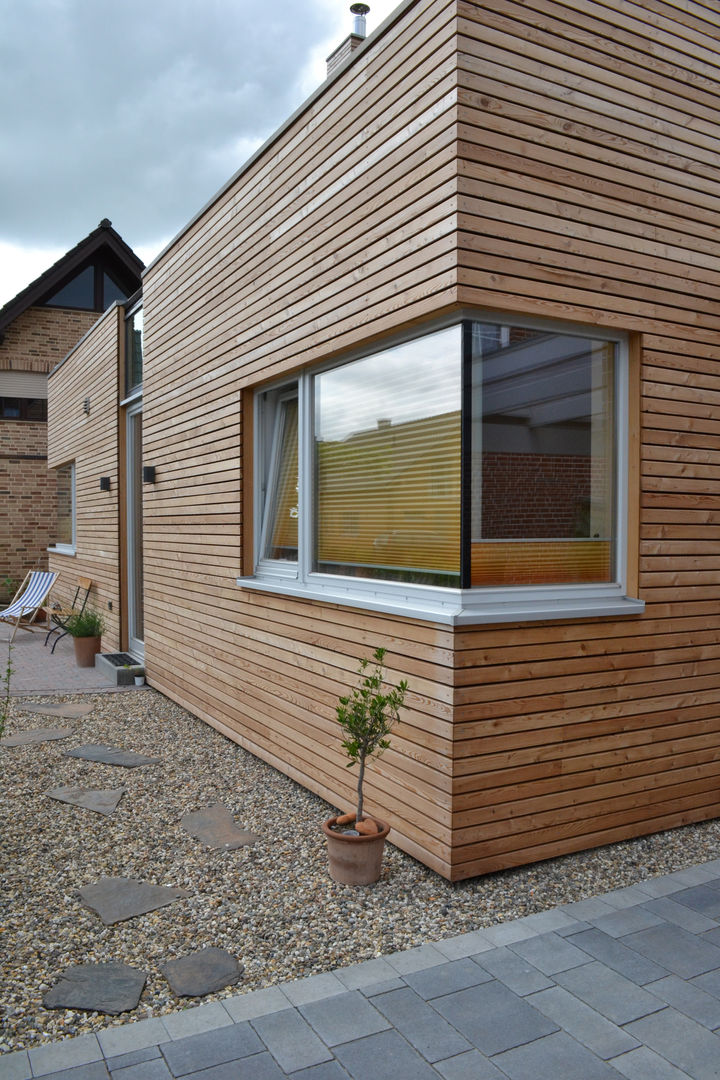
(65, 608), (105, 668)
(323, 647), (408, 885)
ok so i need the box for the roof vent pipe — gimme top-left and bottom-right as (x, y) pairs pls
(351, 3), (370, 37)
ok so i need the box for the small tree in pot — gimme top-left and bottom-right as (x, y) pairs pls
(323, 647), (407, 885)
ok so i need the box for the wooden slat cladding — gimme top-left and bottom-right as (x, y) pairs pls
(452, 0), (720, 879)
(136, 0), (720, 880)
(47, 307), (121, 646)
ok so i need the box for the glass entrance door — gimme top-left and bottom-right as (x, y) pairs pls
(127, 403), (144, 658)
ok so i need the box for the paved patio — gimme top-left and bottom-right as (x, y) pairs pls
(2, 624), (720, 1078)
(0, 620), (117, 695)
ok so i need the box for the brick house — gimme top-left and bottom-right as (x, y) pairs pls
(0, 220), (142, 601)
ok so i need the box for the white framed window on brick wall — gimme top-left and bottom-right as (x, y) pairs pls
(238, 313), (644, 625)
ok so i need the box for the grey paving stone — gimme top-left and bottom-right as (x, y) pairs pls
(669, 865), (719, 886)
(109, 1060), (171, 1080)
(43, 963), (146, 1014)
(491, 1030), (624, 1080)
(568, 928), (668, 984)
(383, 944), (447, 975)
(632, 876), (687, 899)
(509, 931), (590, 975)
(179, 804), (259, 850)
(527, 985), (640, 1059)
(473, 945), (553, 995)
(46, 786), (125, 817)
(671, 885), (720, 919)
(599, 886), (655, 910)
(299, 990), (389, 1047)
(692, 968), (720, 1001)
(432, 979), (558, 1055)
(480, 920), (540, 947)
(332, 1029), (438, 1080)
(402, 957), (493, 999)
(623, 924), (720, 979)
(371, 986), (471, 1062)
(335, 957), (397, 990)
(182, 1056), (284, 1080)
(560, 898), (618, 921)
(160, 1022), (264, 1076)
(554, 962), (664, 1025)
(624, 1007), (720, 1079)
(97, 1020), (169, 1059)
(281, 972), (347, 1006)
(25, 1065), (109, 1080)
(251, 1008), (333, 1073)
(586, 906), (665, 939)
(359, 977), (406, 997)
(434, 1050), (507, 1079)
(0, 1050), (31, 1080)
(433, 930), (495, 960)
(160, 1001), (233, 1040)
(19, 702), (94, 719)
(160, 949), (242, 997)
(65, 745), (160, 767)
(644, 974), (720, 1029)
(222, 986), (291, 1022)
(78, 878), (190, 926)
(288, 1064), (351, 1080)
(28, 1035), (102, 1076)
(609, 1045), (694, 1080)
(1, 727), (73, 746)
(643, 896), (720, 934)
(555, 918), (593, 936)
(105, 1049), (161, 1073)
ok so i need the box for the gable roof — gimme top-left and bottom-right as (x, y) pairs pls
(0, 219), (144, 334)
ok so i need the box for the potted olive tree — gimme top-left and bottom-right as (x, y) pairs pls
(65, 608), (105, 668)
(322, 647), (407, 885)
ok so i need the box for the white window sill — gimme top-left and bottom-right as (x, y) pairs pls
(48, 545), (76, 557)
(236, 574), (644, 626)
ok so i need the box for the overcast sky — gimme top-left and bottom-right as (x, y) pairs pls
(0, 0), (399, 307)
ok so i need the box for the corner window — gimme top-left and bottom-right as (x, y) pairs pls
(243, 316), (641, 625)
(52, 462), (75, 553)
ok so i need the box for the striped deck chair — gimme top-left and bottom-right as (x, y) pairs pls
(0, 570), (58, 643)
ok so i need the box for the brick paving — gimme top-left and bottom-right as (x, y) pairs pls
(0, 621), (117, 695)
(2, 627), (720, 1078)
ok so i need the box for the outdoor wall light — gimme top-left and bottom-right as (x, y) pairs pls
(142, 465), (156, 483)
(83, 398), (91, 415)
(99, 477), (111, 492)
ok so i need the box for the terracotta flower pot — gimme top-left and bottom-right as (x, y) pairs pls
(322, 816), (390, 885)
(73, 635), (101, 668)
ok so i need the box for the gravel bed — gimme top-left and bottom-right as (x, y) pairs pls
(2, 688), (720, 1054)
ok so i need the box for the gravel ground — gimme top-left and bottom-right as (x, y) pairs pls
(2, 688), (720, 1055)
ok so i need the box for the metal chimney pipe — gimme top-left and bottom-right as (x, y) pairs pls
(350, 3), (370, 38)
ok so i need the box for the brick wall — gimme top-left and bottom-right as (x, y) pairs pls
(0, 307), (97, 375)
(0, 420), (55, 602)
(0, 305), (97, 601)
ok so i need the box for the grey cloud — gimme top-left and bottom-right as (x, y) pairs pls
(0, 0), (330, 250)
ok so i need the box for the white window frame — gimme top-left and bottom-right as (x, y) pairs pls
(49, 461), (76, 556)
(238, 312), (644, 626)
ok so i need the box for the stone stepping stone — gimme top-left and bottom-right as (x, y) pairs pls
(65, 743), (160, 767)
(181, 803), (260, 850)
(161, 948), (244, 997)
(1, 727), (73, 747)
(19, 702), (95, 719)
(47, 785), (125, 817)
(43, 961), (146, 1014)
(79, 876), (190, 925)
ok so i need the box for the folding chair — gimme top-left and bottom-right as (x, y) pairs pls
(0, 570), (58, 643)
(44, 576), (93, 654)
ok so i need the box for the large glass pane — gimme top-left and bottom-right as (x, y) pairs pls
(470, 324), (615, 586)
(126, 308), (143, 394)
(45, 266), (95, 309)
(314, 327), (462, 586)
(55, 463), (74, 547)
(129, 411), (144, 643)
(262, 396), (299, 561)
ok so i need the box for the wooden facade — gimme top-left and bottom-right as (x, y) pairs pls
(49, 0), (720, 879)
